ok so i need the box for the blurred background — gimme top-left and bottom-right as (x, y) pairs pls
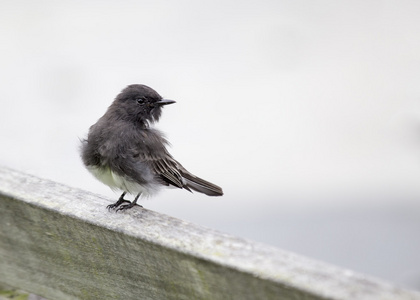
(1, 0), (420, 291)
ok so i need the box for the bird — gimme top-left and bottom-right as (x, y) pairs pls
(81, 84), (223, 211)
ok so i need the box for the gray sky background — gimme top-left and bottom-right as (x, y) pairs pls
(1, 0), (420, 290)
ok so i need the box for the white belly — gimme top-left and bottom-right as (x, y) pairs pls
(87, 165), (159, 197)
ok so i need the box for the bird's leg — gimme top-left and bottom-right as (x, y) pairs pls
(116, 193), (143, 212)
(107, 192), (131, 210)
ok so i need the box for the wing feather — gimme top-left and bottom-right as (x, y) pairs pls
(131, 128), (223, 196)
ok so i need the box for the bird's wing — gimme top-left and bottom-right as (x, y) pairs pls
(131, 129), (189, 190)
(138, 149), (224, 196)
(146, 152), (190, 190)
(132, 128), (223, 196)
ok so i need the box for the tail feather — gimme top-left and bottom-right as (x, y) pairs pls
(181, 171), (223, 196)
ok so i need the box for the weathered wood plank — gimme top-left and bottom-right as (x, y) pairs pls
(0, 167), (418, 300)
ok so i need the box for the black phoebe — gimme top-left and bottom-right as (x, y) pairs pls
(81, 84), (223, 211)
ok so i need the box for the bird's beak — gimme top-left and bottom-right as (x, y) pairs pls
(157, 99), (176, 106)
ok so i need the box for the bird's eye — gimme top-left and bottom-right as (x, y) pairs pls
(136, 97), (146, 104)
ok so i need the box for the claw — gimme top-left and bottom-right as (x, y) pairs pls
(115, 202), (143, 212)
(106, 192), (130, 210)
(107, 192), (143, 212)
(107, 199), (131, 210)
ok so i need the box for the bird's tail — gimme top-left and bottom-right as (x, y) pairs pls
(181, 171), (223, 196)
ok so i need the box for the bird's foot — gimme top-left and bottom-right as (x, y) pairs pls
(115, 202), (143, 212)
(108, 192), (142, 212)
(107, 199), (131, 210)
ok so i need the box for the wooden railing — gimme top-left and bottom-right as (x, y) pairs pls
(0, 167), (418, 300)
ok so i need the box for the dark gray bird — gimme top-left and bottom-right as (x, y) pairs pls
(81, 84), (223, 211)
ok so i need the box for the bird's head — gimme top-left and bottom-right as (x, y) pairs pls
(111, 84), (175, 125)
